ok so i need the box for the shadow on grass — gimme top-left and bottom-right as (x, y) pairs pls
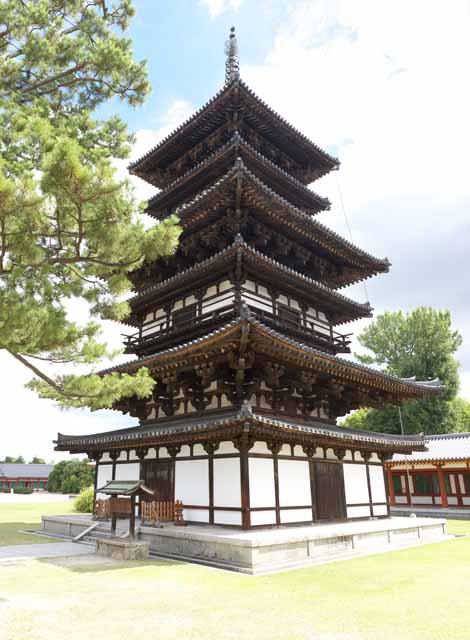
(0, 522), (60, 546)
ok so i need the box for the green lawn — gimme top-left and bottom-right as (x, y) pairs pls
(1, 505), (469, 640)
(0, 500), (76, 545)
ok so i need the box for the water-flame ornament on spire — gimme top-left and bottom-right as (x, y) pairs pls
(225, 26), (240, 85)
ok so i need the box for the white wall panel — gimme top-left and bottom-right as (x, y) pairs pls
(114, 462), (140, 481)
(463, 497), (470, 505)
(280, 508), (312, 524)
(183, 508), (209, 523)
(279, 444), (291, 456)
(395, 496), (408, 504)
(278, 460), (311, 507)
(216, 441), (238, 455)
(369, 465), (386, 503)
(145, 448), (157, 459)
(372, 504), (388, 516)
(412, 496), (433, 504)
(250, 510), (277, 525)
(117, 452), (127, 461)
(343, 464), (369, 505)
(250, 441), (271, 454)
(249, 458), (275, 508)
(175, 460), (209, 505)
(129, 450), (139, 461)
(159, 447), (170, 458)
(96, 464), (113, 498)
(214, 510), (242, 526)
(347, 505), (370, 518)
(100, 452), (111, 463)
(293, 445), (307, 457)
(177, 445), (191, 457)
(448, 496), (458, 505)
(192, 444), (205, 456)
(213, 458), (241, 507)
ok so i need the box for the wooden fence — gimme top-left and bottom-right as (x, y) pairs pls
(94, 498), (185, 525)
(141, 500), (185, 526)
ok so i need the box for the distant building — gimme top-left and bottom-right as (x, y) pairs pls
(386, 433), (470, 509)
(0, 463), (54, 490)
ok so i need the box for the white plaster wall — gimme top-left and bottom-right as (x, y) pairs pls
(175, 459), (209, 505)
(159, 447), (170, 458)
(463, 497), (470, 505)
(183, 508), (209, 523)
(177, 445), (191, 457)
(249, 458), (275, 508)
(100, 452), (111, 463)
(369, 465), (386, 503)
(216, 441), (238, 455)
(214, 510), (242, 526)
(373, 504), (388, 516)
(411, 496), (433, 504)
(346, 505), (370, 518)
(96, 464), (113, 498)
(280, 508), (312, 524)
(114, 462), (140, 481)
(250, 441), (271, 455)
(251, 510), (277, 525)
(213, 458), (241, 508)
(395, 496), (408, 504)
(192, 444), (205, 456)
(145, 448), (157, 459)
(325, 448), (337, 460)
(279, 444), (291, 456)
(343, 464), (369, 505)
(117, 452), (127, 462)
(448, 496), (458, 505)
(129, 450), (139, 461)
(343, 450), (353, 461)
(293, 445), (307, 457)
(278, 460), (311, 507)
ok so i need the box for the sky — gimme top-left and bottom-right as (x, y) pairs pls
(1, 0), (469, 461)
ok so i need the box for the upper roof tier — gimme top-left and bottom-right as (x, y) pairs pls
(146, 133), (331, 219)
(129, 78), (339, 188)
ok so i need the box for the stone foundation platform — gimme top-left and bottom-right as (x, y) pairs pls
(42, 514), (449, 574)
(96, 538), (149, 561)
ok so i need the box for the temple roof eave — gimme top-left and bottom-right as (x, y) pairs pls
(128, 236), (373, 325)
(54, 407), (426, 454)
(128, 79), (339, 183)
(145, 134), (331, 217)
(98, 315), (443, 400)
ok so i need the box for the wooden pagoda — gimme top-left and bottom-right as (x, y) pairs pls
(56, 29), (441, 529)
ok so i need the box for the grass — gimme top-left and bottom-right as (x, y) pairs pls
(1, 504), (469, 640)
(0, 500), (76, 546)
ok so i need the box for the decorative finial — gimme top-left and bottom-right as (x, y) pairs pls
(225, 26), (240, 85)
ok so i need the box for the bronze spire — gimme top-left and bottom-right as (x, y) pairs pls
(225, 26), (239, 85)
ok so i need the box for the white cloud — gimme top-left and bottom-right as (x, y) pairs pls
(240, 0), (470, 398)
(199, 0), (243, 20)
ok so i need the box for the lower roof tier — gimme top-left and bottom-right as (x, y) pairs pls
(55, 405), (425, 457)
(102, 313), (442, 424)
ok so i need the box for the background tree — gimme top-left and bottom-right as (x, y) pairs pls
(47, 459), (94, 493)
(30, 457), (46, 464)
(0, 1), (180, 409)
(343, 307), (469, 434)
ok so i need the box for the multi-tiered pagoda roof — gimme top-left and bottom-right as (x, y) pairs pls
(56, 28), (440, 457)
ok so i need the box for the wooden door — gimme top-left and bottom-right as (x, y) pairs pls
(314, 461), (346, 521)
(141, 460), (174, 501)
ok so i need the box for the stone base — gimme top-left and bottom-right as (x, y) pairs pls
(96, 538), (149, 561)
(42, 514), (449, 574)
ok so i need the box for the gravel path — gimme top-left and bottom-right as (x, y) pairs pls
(0, 541), (94, 563)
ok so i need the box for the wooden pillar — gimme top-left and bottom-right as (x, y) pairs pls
(386, 467), (396, 506)
(129, 495), (136, 540)
(436, 465), (448, 508)
(304, 445), (318, 523)
(268, 441), (282, 527)
(203, 442), (219, 525)
(234, 430), (253, 530)
(363, 452), (373, 517)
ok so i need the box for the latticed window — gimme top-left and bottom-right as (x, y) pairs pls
(392, 474), (402, 494)
(172, 303), (197, 328)
(277, 304), (301, 327)
(413, 473), (439, 495)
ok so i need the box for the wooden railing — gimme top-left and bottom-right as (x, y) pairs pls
(141, 500), (185, 526)
(94, 498), (111, 519)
